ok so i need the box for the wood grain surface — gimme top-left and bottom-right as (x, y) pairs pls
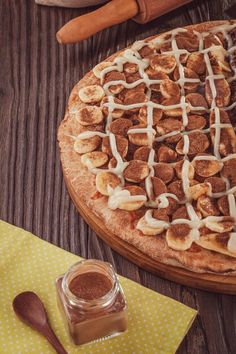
(0, 0), (236, 353)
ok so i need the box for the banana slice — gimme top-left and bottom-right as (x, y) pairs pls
(217, 196), (230, 216)
(172, 205), (202, 220)
(157, 146), (177, 163)
(221, 158), (236, 180)
(192, 155), (223, 177)
(128, 124), (156, 146)
(75, 106), (104, 126)
(186, 52), (206, 75)
(156, 118), (183, 137)
(188, 182), (211, 200)
(175, 30), (199, 52)
(124, 160), (149, 183)
(153, 163), (174, 184)
(168, 180), (185, 201)
(103, 71), (126, 94)
(139, 106), (162, 125)
(145, 68), (168, 91)
(173, 67), (199, 92)
(81, 151), (108, 168)
(93, 61), (113, 79)
(152, 177), (167, 198)
(209, 47), (231, 73)
(186, 115), (206, 131)
(123, 62), (138, 74)
(108, 157), (119, 169)
(123, 91), (147, 113)
(102, 135), (128, 158)
(195, 233), (236, 258)
(74, 136), (101, 154)
(204, 33), (222, 48)
(125, 72), (146, 92)
(166, 224), (193, 251)
(205, 216), (234, 233)
(185, 93), (208, 115)
(138, 43), (155, 58)
(197, 196), (220, 217)
(206, 176), (226, 194)
(95, 171), (121, 196)
(134, 146), (154, 161)
(100, 96), (124, 118)
(109, 118), (132, 137)
(162, 97), (189, 117)
(150, 54), (176, 74)
(210, 109), (236, 156)
(79, 85), (105, 104)
(136, 216), (165, 236)
(175, 160), (195, 180)
(176, 132), (209, 155)
(118, 185), (146, 211)
(160, 79), (180, 99)
(205, 79), (230, 107)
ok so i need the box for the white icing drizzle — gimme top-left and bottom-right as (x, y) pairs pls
(182, 160), (190, 198)
(228, 233), (236, 253)
(109, 133), (124, 175)
(144, 210), (169, 228)
(211, 186), (236, 198)
(193, 153), (236, 162)
(221, 153), (236, 162)
(193, 154), (218, 161)
(228, 45), (236, 53)
(182, 135), (190, 155)
(145, 148), (155, 201)
(186, 203), (200, 221)
(105, 95), (115, 132)
(77, 131), (107, 139)
(108, 187), (147, 210)
(228, 193), (236, 219)
(74, 23), (236, 250)
(225, 101), (236, 111)
(128, 127), (156, 135)
(156, 193), (182, 208)
(155, 130), (181, 142)
(212, 107), (221, 159)
(155, 123), (235, 144)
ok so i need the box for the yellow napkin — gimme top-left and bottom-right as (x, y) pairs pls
(0, 220), (196, 354)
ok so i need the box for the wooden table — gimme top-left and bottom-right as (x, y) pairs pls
(1, 0), (236, 353)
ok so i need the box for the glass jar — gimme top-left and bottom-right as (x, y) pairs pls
(55, 259), (128, 345)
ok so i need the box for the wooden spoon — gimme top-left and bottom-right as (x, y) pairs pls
(13, 291), (68, 354)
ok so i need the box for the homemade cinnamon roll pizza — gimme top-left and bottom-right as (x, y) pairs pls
(58, 21), (236, 274)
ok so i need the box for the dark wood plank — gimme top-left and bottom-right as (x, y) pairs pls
(1, 1), (236, 353)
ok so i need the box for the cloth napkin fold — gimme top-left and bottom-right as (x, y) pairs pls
(0, 220), (196, 354)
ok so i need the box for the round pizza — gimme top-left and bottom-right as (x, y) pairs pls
(58, 20), (236, 274)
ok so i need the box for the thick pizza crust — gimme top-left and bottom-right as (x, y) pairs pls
(58, 20), (236, 274)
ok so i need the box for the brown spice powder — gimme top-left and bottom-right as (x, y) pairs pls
(69, 272), (113, 300)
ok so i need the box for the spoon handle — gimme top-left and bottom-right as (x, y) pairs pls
(42, 324), (68, 354)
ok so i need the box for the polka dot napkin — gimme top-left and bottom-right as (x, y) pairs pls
(0, 220), (196, 354)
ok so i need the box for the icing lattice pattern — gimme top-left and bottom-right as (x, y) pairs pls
(69, 23), (236, 257)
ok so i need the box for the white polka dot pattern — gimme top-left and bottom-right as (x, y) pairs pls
(0, 220), (196, 354)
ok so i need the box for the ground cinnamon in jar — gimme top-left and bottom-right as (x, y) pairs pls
(69, 272), (113, 300)
(55, 260), (128, 345)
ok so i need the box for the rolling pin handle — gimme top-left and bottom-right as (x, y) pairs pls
(134, 0), (193, 24)
(57, 0), (138, 44)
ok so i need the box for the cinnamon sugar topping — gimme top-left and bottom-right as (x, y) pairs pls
(71, 23), (236, 257)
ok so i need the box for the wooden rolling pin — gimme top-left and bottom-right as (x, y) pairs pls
(56, 0), (193, 44)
